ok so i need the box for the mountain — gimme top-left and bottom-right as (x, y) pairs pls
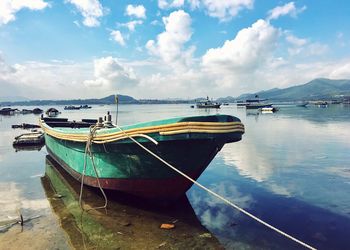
(0, 94), (139, 106)
(237, 78), (350, 101)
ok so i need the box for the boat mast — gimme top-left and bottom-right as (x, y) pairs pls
(115, 94), (119, 125)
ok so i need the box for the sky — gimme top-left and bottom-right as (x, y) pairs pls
(0, 0), (350, 100)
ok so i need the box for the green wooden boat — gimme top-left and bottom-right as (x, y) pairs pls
(40, 114), (244, 200)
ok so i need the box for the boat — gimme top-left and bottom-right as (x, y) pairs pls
(40, 112), (244, 200)
(12, 123), (41, 129)
(64, 105), (81, 110)
(46, 108), (60, 117)
(13, 131), (45, 146)
(245, 97), (272, 109)
(196, 97), (221, 109)
(80, 104), (92, 109)
(0, 108), (17, 115)
(33, 108), (44, 114)
(20, 109), (33, 114)
(246, 103), (272, 109)
(314, 101), (328, 108)
(237, 95), (272, 109)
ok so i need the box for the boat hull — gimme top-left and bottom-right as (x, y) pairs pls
(42, 115), (244, 200)
(196, 104), (221, 109)
(45, 134), (231, 200)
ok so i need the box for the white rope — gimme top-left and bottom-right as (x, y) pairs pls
(79, 125), (108, 211)
(116, 125), (317, 250)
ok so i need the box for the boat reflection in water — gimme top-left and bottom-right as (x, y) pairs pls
(42, 155), (222, 249)
(13, 144), (45, 152)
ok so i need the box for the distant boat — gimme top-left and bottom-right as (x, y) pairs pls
(13, 131), (45, 146)
(246, 103), (273, 109)
(196, 97), (221, 109)
(20, 109), (33, 114)
(80, 104), (92, 109)
(33, 108), (43, 114)
(0, 108), (17, 115)
(40, 113), (245, 200)
(46, 108), (60, 117)
(314, 101), (328, 108)
(342, 100), (350, 105)
(237, 96), (272, 109)
(64, 105), (81, 110)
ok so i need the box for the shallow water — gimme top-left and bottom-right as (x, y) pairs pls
(0, 104), (349, 249)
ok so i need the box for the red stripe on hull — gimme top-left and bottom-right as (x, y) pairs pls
(47, 148), (202, 200)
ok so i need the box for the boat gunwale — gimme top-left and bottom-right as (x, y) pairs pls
(40, 116), (244, 143)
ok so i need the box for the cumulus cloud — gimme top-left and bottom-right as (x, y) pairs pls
(199, 0), (254, 21)
(0, 54), (16, 75)
(267, 1), (306, 21)
(118, 20), (143, 32)
(202, 19), (279, 73)
(84, 57), (138, 90)
(125, 4), (146, 19)
(110, 30), (126, 46)
(146, 10), (194, 70)
(0, 0), (49, 25)
(66, 0), (104, 27)
(158, 0), (185, 9)
(285, 33), (328, 57)
(0, 57), (94, 99)
(157, 0), (253, 21)
(285, 34), (307, 47)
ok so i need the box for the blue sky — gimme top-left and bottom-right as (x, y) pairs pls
(0, 0), (349, 100)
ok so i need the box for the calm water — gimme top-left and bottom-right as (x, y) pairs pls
(0, 104), (349, 249)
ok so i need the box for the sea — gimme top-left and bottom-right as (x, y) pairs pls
(0, 103), (349, 249)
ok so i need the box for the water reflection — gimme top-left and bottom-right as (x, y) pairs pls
(13, 144), (44, 152)
(42, 155), (222, 249)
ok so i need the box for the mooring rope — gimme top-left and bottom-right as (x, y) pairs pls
(78, 126), (159, 212)
(115, 125), (317, 250)
(79, 125), (108, 211)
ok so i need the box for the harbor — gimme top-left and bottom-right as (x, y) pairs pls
(1, 104), (350, 249)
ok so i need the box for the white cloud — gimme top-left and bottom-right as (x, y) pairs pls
(200, 0), (253, 22)
(330, 63), (350, 79)
(84, 57), (138, 91)
(284, 33), (329, 57)
(0, 54), (16, 75)
(267, 2), (306, 21)
(285, 34), (307, 47)
(157, 0), (253, 21)
(125, 4), (146, 19)
(119, 20), (143, 32)
(188, 0), (200, 10)
(66, 0), (104, 27)
(158, 0), (185, 9)
(202, 19), (279, 73)
(0, 0), (49, 25)
(110, 30), (126, 46)
(146, 10), (194, 70)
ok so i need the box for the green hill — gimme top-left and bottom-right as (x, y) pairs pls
(237, 78), (350, 101)
(0, 94), (139, 106)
